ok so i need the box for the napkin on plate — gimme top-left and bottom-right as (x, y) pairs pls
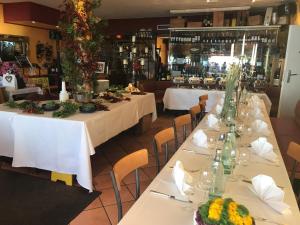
(251, 174), (290, 214)
(252, 119), (269, 135)
(215, 104), (223, 115)
(250, 137), (278, 162)
(172, 161), (193, 196)
(192, 129), (208, 148)
(207, 114), (219, 130)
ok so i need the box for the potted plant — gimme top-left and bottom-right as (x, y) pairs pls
(59, 0), (105, 102)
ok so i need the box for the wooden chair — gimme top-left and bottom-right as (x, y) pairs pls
(0, 87), (7, 104)
(153, 127), (175, 174)
(199, 94), (208, 117)
(287, 142), (300, 186)
(190, 104), (202, 129)
(173, 114), (192, 149)
(110, 149), (148, 222)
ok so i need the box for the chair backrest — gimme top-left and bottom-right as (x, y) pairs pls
(113, 149), (148, 190)
(190, 105), (201, 120)
(190, 105), (202, 129)
(295, 100), (300, 127)
(199, 94), (208, 111)
(154, 127), (175, 153)
(287, 142), (300, 184)
(200, 94), (208, 101)
(174, 114), (192, 130)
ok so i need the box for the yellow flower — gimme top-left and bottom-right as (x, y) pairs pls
(208, 198), (224, 221)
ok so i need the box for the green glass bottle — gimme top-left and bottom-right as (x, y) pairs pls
(227, 124), (237, 168)
(209, 149), (225, 199)
(222, 135), (233, 175)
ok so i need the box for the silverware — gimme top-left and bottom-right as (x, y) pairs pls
(242, 179), (284, 189)
(254, 216), (285, 225)
(169, 166), (200, 173)
(251, 160), (281, 167)
(182, 148), (211, 156)
(150, 190), (193, 203)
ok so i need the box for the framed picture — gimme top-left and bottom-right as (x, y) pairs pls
(96, 61), (105, 73)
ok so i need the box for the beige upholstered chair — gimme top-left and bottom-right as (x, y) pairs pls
(173, 114), (192, 149)
(190, 104), (202, 129)
(110, 149), (149, 222)
(153, 127), (175, 173)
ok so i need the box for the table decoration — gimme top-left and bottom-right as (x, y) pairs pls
(42, 101), (60, 111)
(94, 101), (109, 111)
(5, 100), (44, 114)
(100, 92), (130, 103)
(251, 175), (290, 214)
(79, 103), (97, 113)
(194, 198), (254, 225)
(52, 102), (79, 118)
(220, 64), (241, 120)
(59, 0), (105, 98)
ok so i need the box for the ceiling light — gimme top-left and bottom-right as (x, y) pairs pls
(170, 6), (251, 14)
(32, 21), (36, 24)
(252, 0), (256, 2)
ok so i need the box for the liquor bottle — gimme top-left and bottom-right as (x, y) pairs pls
(222, 135), (233, 175)
(209, 149), (225, 198)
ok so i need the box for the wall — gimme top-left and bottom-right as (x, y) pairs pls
(0, 3), (56, 65)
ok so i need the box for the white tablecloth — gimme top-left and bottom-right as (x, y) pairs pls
(163, 88), (272, 114)
(0, 93), (157, 191)
(118, 98), (300, 225)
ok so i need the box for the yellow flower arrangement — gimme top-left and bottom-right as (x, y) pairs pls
(196, 198), (253, 225)
(208, 198), (224, 221)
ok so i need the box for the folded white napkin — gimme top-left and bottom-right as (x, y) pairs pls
(215, 104), (223, 115)
(172, 161), (193, 196)
(249, 95), (261, 106)
(251, 174), (290, 214)
(250, 137), (278, 162)
(252, 119), (269, 135)
(207, 114), (219, 130)
(192, 129), (208, 148)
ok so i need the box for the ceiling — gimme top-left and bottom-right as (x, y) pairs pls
(0, 0), (283, 19)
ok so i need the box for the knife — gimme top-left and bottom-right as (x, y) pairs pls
(242, 179), (284, 189)
(182, 148), (211, 156)
(150, 190), (193, 203)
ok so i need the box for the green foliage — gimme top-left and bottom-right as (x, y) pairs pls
(59, 0), (105, 92)
(5, 100), (19, 108)
(53, 102), (79, 118)
(6, 100), (44, 114)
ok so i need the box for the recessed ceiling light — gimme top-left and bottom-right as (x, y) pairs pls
(252, 0), (256, 2)
(56, 25), (59, 28)
(32, 21), (36, 24)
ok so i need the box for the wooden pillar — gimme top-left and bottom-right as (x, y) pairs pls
(292, 0), (300, 25)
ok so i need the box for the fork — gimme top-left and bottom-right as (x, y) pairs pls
(254, 216), (285, 225)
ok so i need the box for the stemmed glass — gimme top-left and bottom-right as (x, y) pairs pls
(196, 167), (214, 203)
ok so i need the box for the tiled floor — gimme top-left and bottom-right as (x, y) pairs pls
(0, 111), (186, 225)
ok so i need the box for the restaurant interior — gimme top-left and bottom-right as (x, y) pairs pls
(0, 0), (300, 225)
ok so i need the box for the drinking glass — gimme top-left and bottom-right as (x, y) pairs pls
(238, 148), (250, 167)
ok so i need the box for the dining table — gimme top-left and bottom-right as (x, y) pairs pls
(0, 93), (157, 192)
(163, 87), (272, 115)
(118, 95), (300, 225)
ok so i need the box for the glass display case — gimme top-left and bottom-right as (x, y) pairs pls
(168, 26), (281, 90)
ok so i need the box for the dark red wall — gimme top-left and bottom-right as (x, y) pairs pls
(3, 2), (60, 26)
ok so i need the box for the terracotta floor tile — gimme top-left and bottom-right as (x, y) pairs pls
(142, 166), (158, 180)
(122, 169), (149, 185)
(93, 173), (113, 190)
(100, 186), (134, 206)
(126, 180), (152, 197)
(70, 207), (110, 225)
(85, 197), (103, 210)
(104, 201), (135, 225)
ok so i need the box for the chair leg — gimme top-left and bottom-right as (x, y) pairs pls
(183, 125), (187, 142)
(135, 169), (140, 199)
(110, 171), (123, 222)
(173, 121), (179, 150)
(153, 139), (160, 174)
(165, 143), (169, 164)
(290, 160), (297, 188)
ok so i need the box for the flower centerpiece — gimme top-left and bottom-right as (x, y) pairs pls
(195, 198), (254, 225)
(59, 0), (105, 102)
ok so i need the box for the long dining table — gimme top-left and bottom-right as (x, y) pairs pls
(118, 95), (300, 225)
(0, 93), (157, 192)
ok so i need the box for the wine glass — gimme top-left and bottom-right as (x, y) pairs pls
(238, 148), (250, 167)
(196, 167), (213, 203)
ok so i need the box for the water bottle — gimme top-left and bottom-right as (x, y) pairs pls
(209, 149), (225, 198)
(227, 124), (237, 168)
(222, 135), (233, 175)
